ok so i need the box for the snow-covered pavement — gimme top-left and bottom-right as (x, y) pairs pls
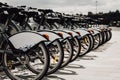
(43, 27), (120, 80)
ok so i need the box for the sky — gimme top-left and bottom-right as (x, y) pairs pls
(0, 0), (120, 14)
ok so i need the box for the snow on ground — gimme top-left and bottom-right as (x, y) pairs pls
(1, 27), (120, 80)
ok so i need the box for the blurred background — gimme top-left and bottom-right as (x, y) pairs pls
(1, 0), (120, 27)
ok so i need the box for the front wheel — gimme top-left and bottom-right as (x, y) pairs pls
(2, 42), (50, 80)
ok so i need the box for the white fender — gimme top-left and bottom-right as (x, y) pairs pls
(74, 29), (89, 37)
(62, 30), (79, 37)
(38, 31), (61, 41)
(88, 28), (100, 34)
(9, 32), (47, 51)
(54, 31), (71, 38)
(93, 30), (100, 34)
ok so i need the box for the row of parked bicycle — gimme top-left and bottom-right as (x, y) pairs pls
(0, 2), (112, 80)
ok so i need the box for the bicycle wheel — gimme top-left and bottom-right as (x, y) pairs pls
(93, 33), (101, 49)
(70, 37), (81, 62)
(99, 32), (103, 45)
(2, 42), (50, 80)
(46, 39), (64, 75)
(88, 34), (95, 50)
(104, 31), (108, 43)
(102, 31), (107, 44)
(79, 34), (91, 56)
(107, 30), (112, 41)
(60, 38), (73, 68)
(26, 39), (64, 75)
(99, 31), (105, 45)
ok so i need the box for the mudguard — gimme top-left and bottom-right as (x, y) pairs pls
(93, 29), (100, 34)
(63, 30), (79, 37)
(53, 30), (71, 39)
(37, 31), (61, 41)
(74, 29), (89, 37)
(9, 32), (47, 51)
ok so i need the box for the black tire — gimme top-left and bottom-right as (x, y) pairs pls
(92, 33), (101, 49)
(108, 30), (112, 41)
(88, 34), (95, 50)
(70, 37), (81, 62)
(60, 38), (73, 68)
(107, 30), (112, 41)
(102, 31), (107, 44)
(79, 34), (92, 57)
(99, 32), (103, 45)
(104, 31), (108, 43)
(100, 31), (105, 45)
(46, 39), (64, 75)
